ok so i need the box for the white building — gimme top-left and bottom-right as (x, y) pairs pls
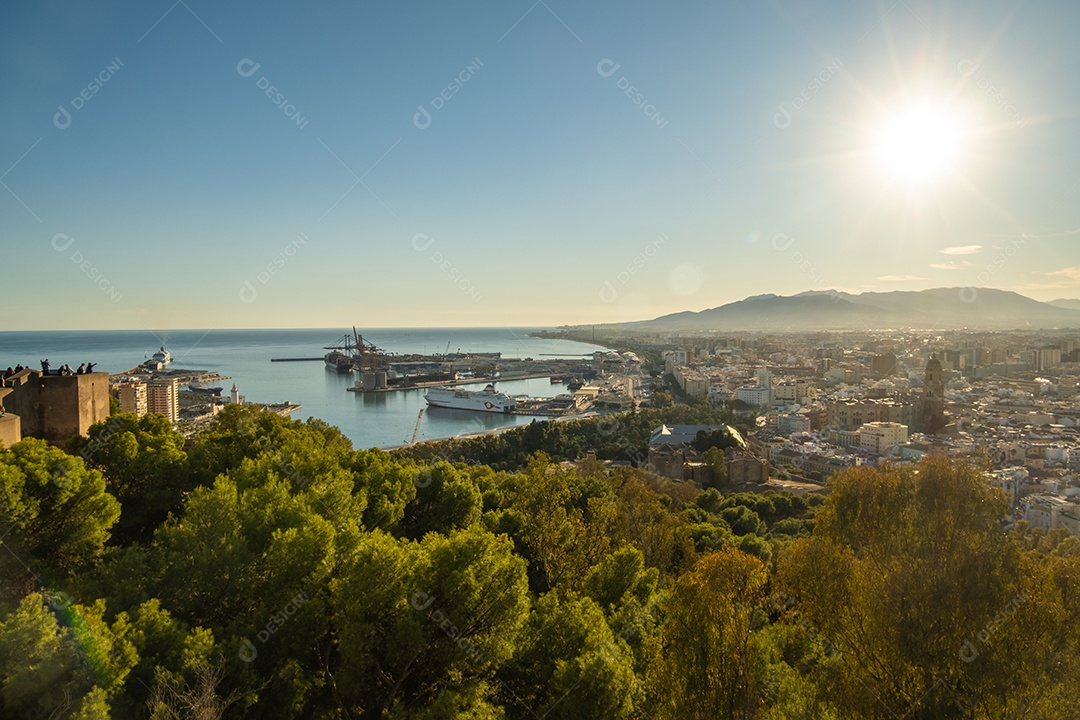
(859, 421), (908, 455)
(988, 466), (1028, 507)
(774, 380), (811, 403)
(673, 366), (709, 397)
(826, 427), (861, 448)
(663, 349), (689, 374)
(1023, 495), (1080, 535)
(736, 386), (771, 407)
(778, 413), (811, 435)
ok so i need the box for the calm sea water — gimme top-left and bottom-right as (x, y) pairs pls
(0, 328), (607, 449)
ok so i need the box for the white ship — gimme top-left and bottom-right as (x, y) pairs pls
(425, 383), (516, 414)
(142, 346), (173, 371)
(152, 346), (171, 365)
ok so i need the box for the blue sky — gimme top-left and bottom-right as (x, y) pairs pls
(3, 0), (1079, 330)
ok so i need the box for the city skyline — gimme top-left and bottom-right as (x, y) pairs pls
(3, 1), (1080, 330)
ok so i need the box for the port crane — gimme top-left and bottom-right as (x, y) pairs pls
(408, 408), (424, 444)
(352, 326), (385, 372)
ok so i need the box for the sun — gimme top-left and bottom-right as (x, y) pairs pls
(872, 101), (967, 185)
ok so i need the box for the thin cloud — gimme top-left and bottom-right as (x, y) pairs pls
(930, 261), (965, 270)
(939, 245), (982, 255)
(1045, 266), (1080, 283)
(876, 275), (926, 282)
(1017, 267), (1080, 291)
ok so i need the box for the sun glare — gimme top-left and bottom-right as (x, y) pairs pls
(872, 101), (967, 185)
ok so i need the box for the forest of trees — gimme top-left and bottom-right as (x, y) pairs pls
(391, 403), (746, 471)
(0, 404), (1077, 718)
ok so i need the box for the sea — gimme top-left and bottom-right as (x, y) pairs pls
(0, 328), (609, 449)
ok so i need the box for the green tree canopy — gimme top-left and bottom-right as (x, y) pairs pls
(0, 439), (120, 594)
(330, 526), (529, 717)
(0, 592), (136, 720)
(68, 413), (189, 546)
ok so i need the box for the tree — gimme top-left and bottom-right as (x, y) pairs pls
(511, 456), (614, 592)
(583, 546), (657, 614)
(0, 439), (120, 594)
(108, 599), (221, 719)
(776, 456), (1040, 718)
(702, 447), (729, 489)
(720, 505), (766, 536)
(650, 547), (769, 720)
(402, 461), (482, 539)
(68, 413), (190, 545)
(583, 546), (661, 676)
(186, 405), (353, 490)
(351, 449), (417, 533)
(147, 658), (246, 720)
(330, 526), (529, 717)
(0, 592), (136, 719)
(149, 475), (340, 634)
(498, 592), (641, 720)
(692, 428), (739, 453)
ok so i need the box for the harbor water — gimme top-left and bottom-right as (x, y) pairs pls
(0, 328), (609, 449)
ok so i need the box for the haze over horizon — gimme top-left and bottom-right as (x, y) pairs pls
(4, 1), (1080, 331)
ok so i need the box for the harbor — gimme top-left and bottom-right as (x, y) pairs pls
(0, 327), (619, 448)
(306, 328), (630, 418)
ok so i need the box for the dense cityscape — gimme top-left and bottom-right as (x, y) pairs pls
(615, 328), (1080, 539)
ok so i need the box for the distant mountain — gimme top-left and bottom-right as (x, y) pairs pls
(629, 288), (1080, 331)
(1048, 298), (1080, 310)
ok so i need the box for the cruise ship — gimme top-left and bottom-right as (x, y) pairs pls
(142, 346), (172, 371)
(425, 384), (516, 413)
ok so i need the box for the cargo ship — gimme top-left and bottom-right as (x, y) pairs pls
(324, 348), (355, 373)
(187, 381), (223, 396)
(324, 329), (360, 373)
(425, 384), (516, 413)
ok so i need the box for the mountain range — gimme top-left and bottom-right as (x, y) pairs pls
(620, 288), (1080, 331)
(1048, 298), (1080, 311)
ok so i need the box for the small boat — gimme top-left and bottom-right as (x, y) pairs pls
(425, 383), (516, 413)
(187, 381), (223, 396)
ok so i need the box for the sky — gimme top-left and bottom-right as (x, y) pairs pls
(2, 0), (1079, 330)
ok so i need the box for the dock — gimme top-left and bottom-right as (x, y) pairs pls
(271, 357), (324, 362)
(261, 402), (303, 417)
(114, 366), (231, 384)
